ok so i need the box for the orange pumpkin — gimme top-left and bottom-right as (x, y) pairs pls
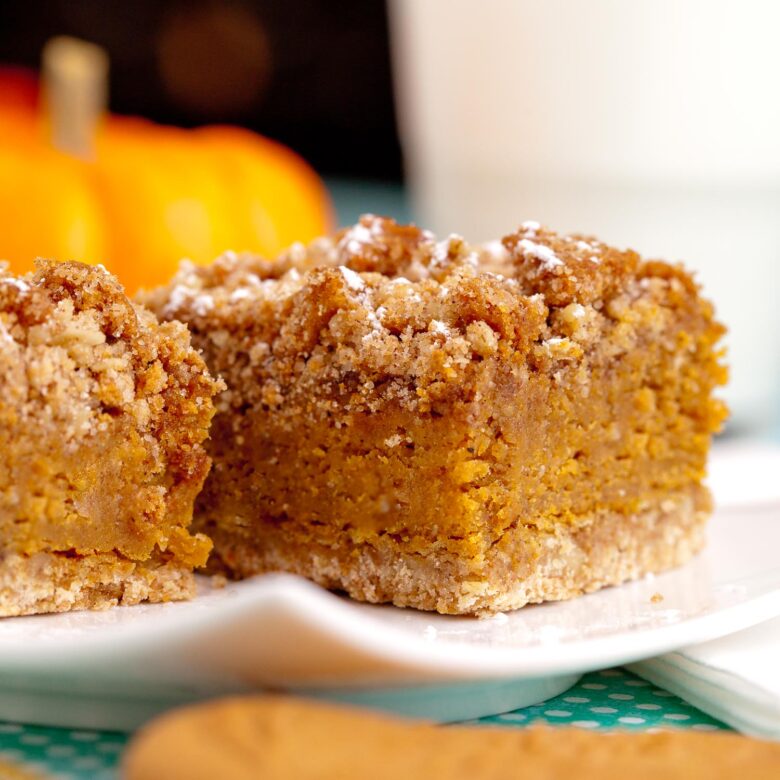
(0, 60), (332, 293)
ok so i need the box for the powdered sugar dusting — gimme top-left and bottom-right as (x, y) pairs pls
(365, 306), (382, 332)
(230, 288), (253, 302)
(339, 266), (365, 292)
(433, 238), (453, 265)
(162, 285), (189, 316)
(389, 277), (422, 303)
(192, 294), (215, 317)
(338, 214), (385, 255)
(343, 224), (373, 254)
(572, 239), (602, 264)
(432, 235), (465, 268)
(521, 220), (541, 235)
(0, 318), (14, 344)
(517, 238), (564, 270)
(1, 277), (30, 294)
(162, 284), (215, 317)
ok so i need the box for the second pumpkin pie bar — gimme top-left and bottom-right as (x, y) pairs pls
(0, 260), (219, 616)
(140, 216), (727, 615)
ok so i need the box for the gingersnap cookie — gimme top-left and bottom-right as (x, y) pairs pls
(124, 695), (779, 780)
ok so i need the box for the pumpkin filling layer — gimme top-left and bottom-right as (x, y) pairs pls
(141, 215), (727, 615)
(0, 260), (219, 616)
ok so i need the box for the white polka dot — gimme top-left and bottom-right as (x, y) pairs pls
(692, 724), (719, 732)
(599, 669), (624, 677)
(0, 724), (22, 734)
(563, 696), (590, 704)
(96, 741), (125, 752)
(572, 720), (600, 728)
(608, 693), (634, 701)
(46, 745), (76, 758)
(582, 683), (607, 690)
(73, 756), (105, 770)
(652, 690), (675, 698)
(19, 733), (50, 746)
(25, 763), (53, 775)
(663, 713), (691, 721)
(544, 710), (572, 718)
(618, 716), (646, 724)
(498, 713), (527, 722)
(624, 680), (650, 687)
(0, 749), (25, 761)
(591, 706), (618, 714)
(636, 703), (662, 711)
(69, 731), (100, 742)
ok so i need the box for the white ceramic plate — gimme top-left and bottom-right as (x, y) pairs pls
(1, 442), (779, 730)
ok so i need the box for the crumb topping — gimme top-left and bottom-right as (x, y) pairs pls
(139, 215), (725, 419)
(0, 260), (218, 447)
(516, 238), (564, 271)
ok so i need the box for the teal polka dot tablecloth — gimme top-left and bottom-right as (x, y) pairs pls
(0, 668), (727, 779)
(0, 724), (127, 779)
(475, 667), (727, 732)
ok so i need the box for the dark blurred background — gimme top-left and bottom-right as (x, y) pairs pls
(0, 0), (402, 180)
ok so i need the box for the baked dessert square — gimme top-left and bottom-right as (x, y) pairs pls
(141, 215), (727, 615)
(0, 260), (219, 616)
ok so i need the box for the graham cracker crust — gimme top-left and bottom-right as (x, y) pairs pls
(0, 553), (196, 618)
(209, 487), (710, 615)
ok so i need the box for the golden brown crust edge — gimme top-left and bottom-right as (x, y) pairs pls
(0, 552), (196, 617)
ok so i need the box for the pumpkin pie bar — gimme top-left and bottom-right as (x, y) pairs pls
(141, 216), (727, 615)
(0, 260), (219, 616)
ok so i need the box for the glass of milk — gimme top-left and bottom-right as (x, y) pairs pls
(389, 0), (780, 431)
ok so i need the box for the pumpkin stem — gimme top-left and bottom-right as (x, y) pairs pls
(42, 36), (108, 160)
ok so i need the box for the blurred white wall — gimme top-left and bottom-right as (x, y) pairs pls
(390, 0), (780, 431)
